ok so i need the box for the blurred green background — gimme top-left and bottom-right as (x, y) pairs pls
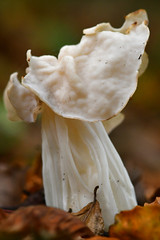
(0, 0), (160, 175)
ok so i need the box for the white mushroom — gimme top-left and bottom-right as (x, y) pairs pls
(3, 9), (149, 229)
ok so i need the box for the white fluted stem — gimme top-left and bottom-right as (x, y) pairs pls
(42, 104), (137, 229)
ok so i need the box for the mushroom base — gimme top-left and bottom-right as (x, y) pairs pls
(42, 104), (137, 229)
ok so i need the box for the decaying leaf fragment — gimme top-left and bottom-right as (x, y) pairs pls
(109, 200), (160, 240)
(72, 186), (104, 235)
(0, 205), (94, 240)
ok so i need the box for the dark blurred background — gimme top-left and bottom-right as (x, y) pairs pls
(0, 0), (160, 205)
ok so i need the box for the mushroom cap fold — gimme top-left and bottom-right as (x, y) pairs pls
(83, 9), (148, 35)
(4, 73), (41, 123)
(23, 10), (149, 122)
(3, 73), (21, 121)
(103, 113), (124, 134)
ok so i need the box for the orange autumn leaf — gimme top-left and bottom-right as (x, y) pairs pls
(0, 205), (94, 240)
(109, 202), (160, 240)
(72, 186), (104, 235)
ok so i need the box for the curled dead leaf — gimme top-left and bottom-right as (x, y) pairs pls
(72, 186), (104, 235)
(0, 205), (94, 240)
(109, 203), (160, 240)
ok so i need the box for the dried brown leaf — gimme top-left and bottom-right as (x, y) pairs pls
(109, 203), (160, 240)
(72, 186), (104, 235)
(0, 205), (94, 240)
